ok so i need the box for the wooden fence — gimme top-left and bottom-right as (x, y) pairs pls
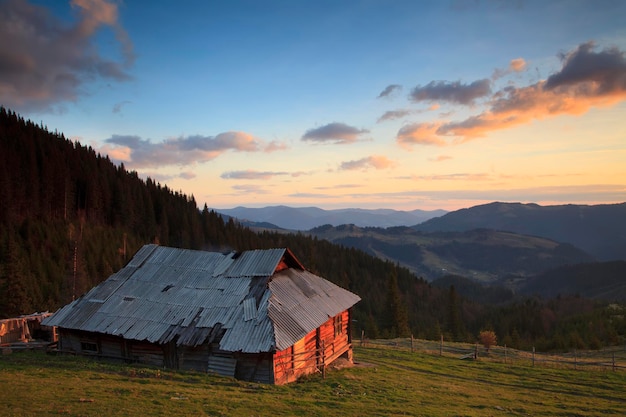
(359, 335), (626, 372)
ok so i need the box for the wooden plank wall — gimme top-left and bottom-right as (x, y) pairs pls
(235, 353), (273, 384)
(130, 342), (164, 367)
(58, 331), (82, 352)
(179, 344), (210, 372)
(99, 335), (124, 361)
(320, 310), (352, 365)
(273, 310), (353, 384)
(208, 354), (237, 377)
(58, 310), (354, 385)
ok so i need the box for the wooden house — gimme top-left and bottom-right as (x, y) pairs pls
(42, 244), (360, 384)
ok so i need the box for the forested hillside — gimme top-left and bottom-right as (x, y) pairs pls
(1, 107), (624, 351)
(309, 224), (594, 282)
(0, 106), (432, 339)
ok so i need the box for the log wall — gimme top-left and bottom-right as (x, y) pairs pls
(273, 310), (353, 385)
(57, 309), (353, 385)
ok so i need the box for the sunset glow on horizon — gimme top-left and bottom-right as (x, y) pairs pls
(2, 0), (625, 211)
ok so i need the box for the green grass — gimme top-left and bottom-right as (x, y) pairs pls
(1, 345), (625, 416)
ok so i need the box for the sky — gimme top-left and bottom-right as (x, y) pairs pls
(1, 0), (625, 211)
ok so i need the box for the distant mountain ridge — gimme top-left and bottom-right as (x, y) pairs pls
(309, 224), (593, 283)
(213, 205), (447, 230)
(413, 202), (626, 261)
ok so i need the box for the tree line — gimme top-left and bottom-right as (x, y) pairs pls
(0, 106), (623, 351)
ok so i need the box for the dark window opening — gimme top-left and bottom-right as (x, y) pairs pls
(81, 341), (98, 353)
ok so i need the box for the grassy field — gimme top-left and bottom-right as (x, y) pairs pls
(1, 345), (625, 416)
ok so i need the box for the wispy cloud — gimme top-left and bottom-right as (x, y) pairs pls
(413, 173), (492, 181)
(397, 123), (446, 147)
(298, 184), (626, 205)
(339, 155), (395, 171)
(179, 171), (196, 179)
(377, 109), (412, 123)
(430, 155), (453, 162)
(399, 42), (626, 146)
(141, 171), (196, 183)
(314, 184), (362, 190)
(409, 79), (491, 105)
(112, 100), (131, 114)
(492, 58), (527, 79)
(377, 84), (402, 98)
(302, 122), (369, 144)
(287, 192), (336, 199)
(231, 184), (271, 194)
(377, 104), (440, 123)
(103, 131), (285, 168)
(221, 170), (288, 180)
(0, 0), (135, 112)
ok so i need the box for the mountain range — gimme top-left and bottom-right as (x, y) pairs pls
(413, 202), (626, 261)
(214, 206), (447, 230)
(217, 202), (626, 262)
(217, 201), (626, 299)
(309, 224), (594, 284)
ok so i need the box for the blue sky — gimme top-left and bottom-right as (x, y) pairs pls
(2, 0), (625, 210)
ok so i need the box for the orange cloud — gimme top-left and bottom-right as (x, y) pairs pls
(439, 78), (625, 139)
(397, 123), (446, 148)
(402, 42), (626, 143)
(72, 0), (118, 33)
(493, 58), (528, 80)
(510, 58), (527, 72)
(339, 155), (395, 171)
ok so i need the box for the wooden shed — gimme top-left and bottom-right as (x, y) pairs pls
(43, 244), (360, 384)
(0, 312), (53, 345)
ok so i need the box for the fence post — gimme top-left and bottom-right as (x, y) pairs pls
(504, 344), (507, 364)
(474, 343), (478, 360)
(574, 349), (577, 370)
(613, 352), (616, 371)
(321, 340), (326, 379)
(360, 329), (364, 347)
(411, 334), (414, 353)
(532, 346), (535, 367)
(440, 334), (443, 356)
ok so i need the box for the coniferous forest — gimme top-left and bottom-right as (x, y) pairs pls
(1, 107), (624, 351)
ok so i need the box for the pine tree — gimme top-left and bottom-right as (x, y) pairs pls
(446, 285), (462, 340)
(383, 266), (411, 338)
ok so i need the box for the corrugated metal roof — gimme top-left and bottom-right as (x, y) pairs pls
(221, 248), (285, 278)
(268, 269), (361, 350)
(43, 245), (360, 353)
